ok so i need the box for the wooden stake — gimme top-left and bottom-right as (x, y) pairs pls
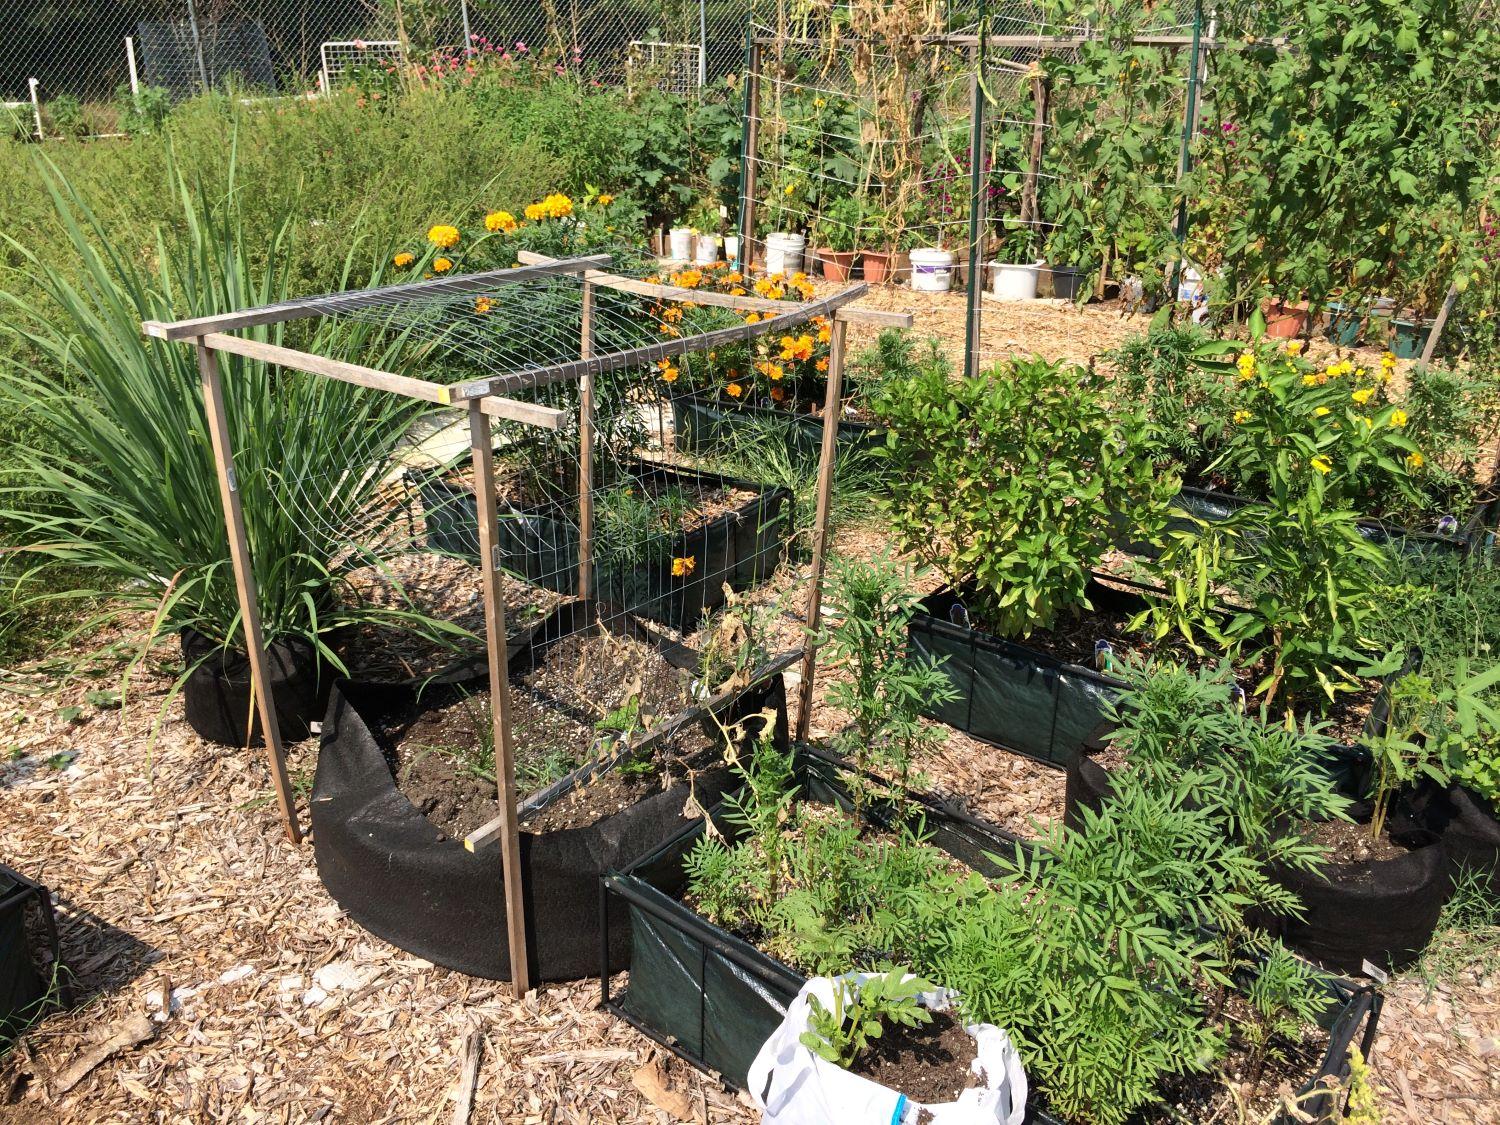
(740, 41), (762, 272)
(468, 402), (530, 997)
(1019, 72), (1050, 231)
(795, 320), (847, 742)
(1420, 282), (1459, 366)
(449, 1026), (483, 1125)
(578, 281), (596, 600)
(195, 340), (301, 844)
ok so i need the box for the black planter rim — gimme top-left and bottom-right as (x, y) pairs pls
(671, 387), (880, 434)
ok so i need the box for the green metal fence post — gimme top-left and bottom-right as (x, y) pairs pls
(964, 4), (988, 378)
(1172, 0), (1205, 298)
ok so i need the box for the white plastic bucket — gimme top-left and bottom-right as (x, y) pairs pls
(693, 233), (719, 265)
(909, 248), (956, 293)
(668, 227), (693, 261)
(991, 261), (1041, 301)
(765, 231), (806, 276)
(725, 234), (740, 263)
(1176, 267), (1204, 304)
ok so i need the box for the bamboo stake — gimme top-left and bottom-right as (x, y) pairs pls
(468, 401), (530, 996)
(795, 319), (848, 742)
(1420, 282), (1460, 366)
(578, 281), (596, 600)
(195, 340), (300, 844)
(740, 40), (763, 272)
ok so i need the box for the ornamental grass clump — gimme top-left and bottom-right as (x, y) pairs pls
(872, 351), (1176, 638)
(0, 153), (439, 684)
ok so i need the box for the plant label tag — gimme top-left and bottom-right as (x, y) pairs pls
(1360, 959), (1389, 984)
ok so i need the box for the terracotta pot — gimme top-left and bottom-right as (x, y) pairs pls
(813, 248), (858, 282)
(860, 251), (894, 284)
(1264, 298), (1311, 338)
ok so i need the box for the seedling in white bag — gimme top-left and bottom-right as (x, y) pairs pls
(799, 971), (935, 1068)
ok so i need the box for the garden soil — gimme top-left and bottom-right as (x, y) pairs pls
(846, 1010), (980, 1106)
(0, 290), (1491, 1123)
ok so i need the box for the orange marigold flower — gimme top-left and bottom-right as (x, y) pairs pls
(473, 296), (494, 314)
(393, 251), (416, 267)
(726, 382), (744, 398)
(756, 361), (785, 381)
(484, 210), (518, 233)
(427, 224), (460, 249)
(780, 334), (815, 362)
(432, 256), (454, 273)
(597, 193), (615, 206)
(671, 555), (696, 577)
(744, 311), (762, 324)
(770, 385), (787, 402)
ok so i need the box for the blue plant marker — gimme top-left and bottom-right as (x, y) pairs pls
(1094, 638), (1113, 672)
(889, 1093), (910, 1125)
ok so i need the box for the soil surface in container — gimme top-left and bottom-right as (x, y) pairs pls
(382, 631), (712, 839)
(1302, 817), (1413, 867)
(1145, 996), (1323, 1125)
(846, 1010), (979, 1106)
(962, 578), (1382, 745)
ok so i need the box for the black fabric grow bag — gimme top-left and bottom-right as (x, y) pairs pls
(1112, 485), (1476, 563)
(907, 576), (1148, 768)
(1272, 827), (1448, 976)
(669, 391), (881, 463)
(311, 603), (791, 983)
(412, 457), (792, 630)
(601, 747), (1382, 1122)
(181, 627), (335, 747)
(1061, 749), (1440, 977)
(1412, 783), (1500, 898)
(911, 575), (1405, 771)
(0, 864), (63, 1046)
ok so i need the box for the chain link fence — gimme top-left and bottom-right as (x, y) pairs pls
(2, 0), (762, 116)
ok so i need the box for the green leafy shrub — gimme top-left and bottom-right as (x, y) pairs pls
(1107, 323), (1234, 471)
(873, 352), (1175, 638)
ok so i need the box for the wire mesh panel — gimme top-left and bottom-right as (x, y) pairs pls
(627, 41), (705, 93)
(136, 18), (277, 97)
(319, 40), (406, 93)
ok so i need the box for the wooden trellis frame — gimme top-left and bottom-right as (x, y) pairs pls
(143, 253), (911, 996)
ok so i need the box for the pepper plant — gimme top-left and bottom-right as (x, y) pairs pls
(873, 352), (1175, 638)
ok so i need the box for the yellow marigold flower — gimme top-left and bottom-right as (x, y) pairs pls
(1351, 387), (1375, 405)
(726, 382), (744, 398)
(432, 256), (454, 273)
(729, 286), (748, 296)
(597, 193), (614, 206)
(524, 202), (544, 222)
(780, 334), (814, 362)
(1314, 406), (1330, 416)
(816, 323), (832, 344)
(724, 271), (743, 284)
(1381, 350), (1397, 370)
(473, 296), (494, 315)
(427, 224), (460, 249)
(1406, 450), (1424, 468)
(1302, 374), (1319, 387)
(484, 210), (518, 233)
(1310, 455), (1332, 475)
(1232, 409), (1251, 424)
(393, 251), (415, 267)
(1285, 340), (1304, 355)
(744, 311), (762, 324)
(671, 556), (696, 577)
(1236, 352), (1256, 381)
(756, 361), (784, 381)
(672, 269), (703, 289)
(1390, 407), (1408, 427)
(660, 364), (679, 383)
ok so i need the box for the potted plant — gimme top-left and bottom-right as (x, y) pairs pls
(990, 223), (1042, 300)
(870, 350), (1177, 766)
(314, 596), (792, 983)
(748, 971), (1027, 1122)
(1263, 295), (1312, 338)
(0, 162), (438, 747)
(686, 199), (722, 266)
(858, 202), (895, 284)
(813, 195), (862, 282)
(1041, 212), (1096, 302)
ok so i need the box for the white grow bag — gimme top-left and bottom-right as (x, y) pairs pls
(748, 973), (1028, 1125)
